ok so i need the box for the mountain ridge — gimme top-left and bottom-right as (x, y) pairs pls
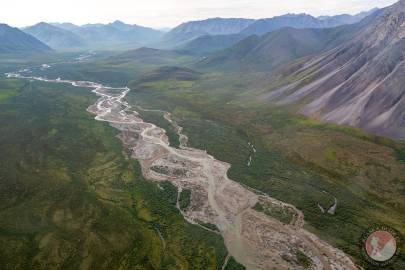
(196, 20), (369, 71)
(23, 22), (86, 50)
(72, 21), (163, 48)
(264, 0), (405, 139)
(241, 9), (379, 36)
(24, 21), (164, 50)
(160, 18), (254, 48)
(160, 9), (379, 49)
(0, 23), (52, 53)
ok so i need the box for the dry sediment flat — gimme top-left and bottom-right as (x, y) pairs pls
(89, 85), (358, 270)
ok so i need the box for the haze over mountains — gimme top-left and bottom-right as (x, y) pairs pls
(198, 11), (380, 70)
(166, 8), (378, 49)
(21, 21), (164, 50)
(317, 8), (379, 25)
(240, 8), (378, 36)
(23, 22), (86, 50)
(71, 21), (163, 47)
(160, 18), (254, 48)
(0, 7), (378, 53)
(0, 24), (51, 53)
(196, 27), (346, 70)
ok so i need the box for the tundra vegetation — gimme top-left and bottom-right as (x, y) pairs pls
(0, 65), (241, 269)
(0, 26), (404, 268)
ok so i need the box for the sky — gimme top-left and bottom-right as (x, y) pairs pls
(1, 0), (398, 29)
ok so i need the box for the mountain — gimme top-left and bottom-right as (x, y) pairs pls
(0, 24), (51, 53)
(81, 23), (105, 28)
(197, 21), (364, 71)
(23, 22), (86, 50)
(317, 8), (379, 25)
(264, 0), (405, 139)
(241, 9), (378, 36)
(197, 8), (382, 71)
(169, 18), (254, 36)
(164, 9), (379, 50)
(161, 18), (254, 47)
(158, 27), (172, 32)
(72, 21), (163, 47)
(240, 14), (335, 36)
(178, 34), (246, 54)
(50, 22), (80, 31)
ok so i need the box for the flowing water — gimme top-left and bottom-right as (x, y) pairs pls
(6, 61), (358, 270)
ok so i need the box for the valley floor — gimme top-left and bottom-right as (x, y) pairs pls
(0, 58), (231, 270)
(0, 53), (404, 269)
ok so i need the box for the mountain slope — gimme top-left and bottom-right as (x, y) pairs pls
(23, 22), (86, 49)
(317, 8), (379, 25)
(0, 24), (51, 53)
(197, 21), (366, 71)
(178, 34), (246, 54)
(241, 10), (378, 36)
(161, 18), (254, 47)
(169, 18), (254, 35)
(72, 21), (163, 46)
(50, 22), (80, 31)
(265, 0), (405, 139)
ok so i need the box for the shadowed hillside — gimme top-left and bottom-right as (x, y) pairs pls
(23, 22), (86, 50)
(0, 24), (51, 53)
(197, 22), (366, 71)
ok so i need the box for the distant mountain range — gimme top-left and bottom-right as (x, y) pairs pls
(241, 9), (378, 36)
(178, 34), (246, 54)
(317, 8), (379, 24)
(160, 18), (254, 48)
(257, 2), (404, 139)
(72, 21), (163, 46)
(0, 24), (51, 53)
(21, 21), (164, 51)
(197, 12), (378, 70)
(0, 7), (380, 53)
(23, 22), (86, 49)
(161, 9), (378, 50)
(196, 28), (338, 70)
(50, 22), (80, 32)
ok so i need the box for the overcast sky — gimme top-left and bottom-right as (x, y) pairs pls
(1, 0), (398, 29)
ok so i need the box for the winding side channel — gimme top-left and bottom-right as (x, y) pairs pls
(6, 64), (358, 270)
